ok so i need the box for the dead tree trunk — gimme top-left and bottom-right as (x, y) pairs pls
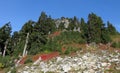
(22, 33), (29, 57)
(3, 40), (8, 57)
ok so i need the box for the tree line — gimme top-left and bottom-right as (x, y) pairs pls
(0, 12), (119, 57)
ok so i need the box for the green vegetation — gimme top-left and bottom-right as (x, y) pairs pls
(111, 42), (120, 48)
(42, 39), (62, 53)
(111, 34), (120, 42)
(111, 34), (120, 48)
(0, 11), (119, 69)
(0, 56), (14, 68)
(64, 47), (78, 55)
(24, 56), (33, 64)
(0, 63), (4, 69)
(10, 68), (17, 73)
(54, 31), (86, 45)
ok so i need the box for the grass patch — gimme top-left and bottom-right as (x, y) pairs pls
(111, 34), (120, 42)
(111, 41), (120, 48)
(24, 56), (33, 64)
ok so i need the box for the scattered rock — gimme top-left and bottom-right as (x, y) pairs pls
(16, 50), (120, 73)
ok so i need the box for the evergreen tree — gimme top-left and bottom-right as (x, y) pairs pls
(46, 16), (56, 33)
(80, 18), (88, 42)
(0, 22), (12, 56)
(11, 31), (20, 54)
(20, 20), (34, 35)
(107, 21), (117, 35)
(35, 12), (56, 35)
(101, 27), (111, 44)
(68, 18), (75, 31)
(80, 18), (86, 32)
(12, 20), (35, 56)
(87, 13), (111, 43)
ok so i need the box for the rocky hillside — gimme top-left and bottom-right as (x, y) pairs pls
(1, 12), (120, 73)
(7, 44), (120, 73)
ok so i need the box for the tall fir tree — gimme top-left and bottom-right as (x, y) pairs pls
(107, 21), (117, 35)
(87, 13), (111, 43)
(0, 22), (12, 56)
(80, 18), (88, 42)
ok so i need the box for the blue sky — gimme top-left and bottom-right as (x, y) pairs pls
(0, 0), (120, 32)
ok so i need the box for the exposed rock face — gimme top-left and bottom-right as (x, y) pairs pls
(55, 18), (81, 32)
(55, 18), (70, 29)
(16, 50), (120, 73)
